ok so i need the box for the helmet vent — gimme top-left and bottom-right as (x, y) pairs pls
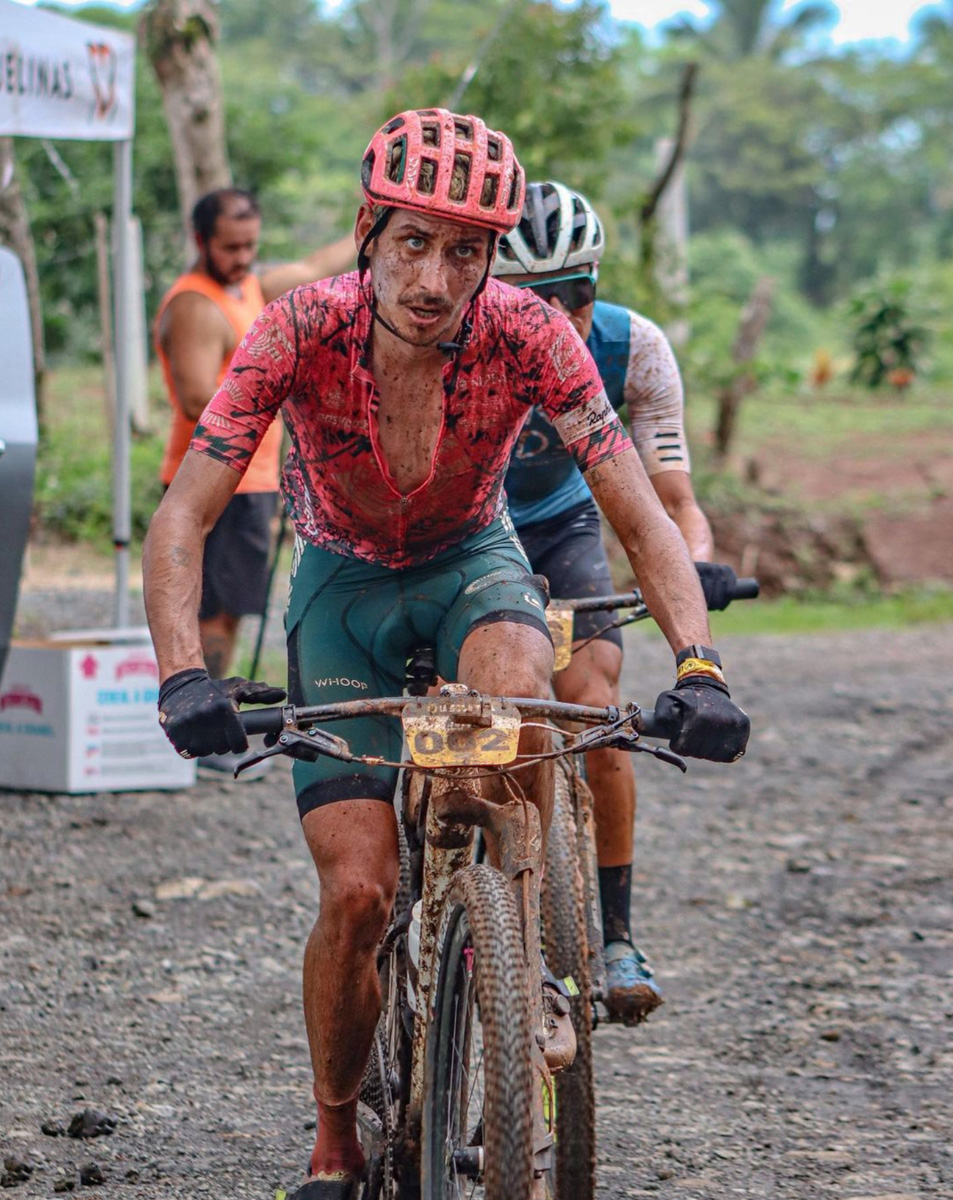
(506, 175), (521, 213)
(450, 153), (471, 202)
(486, 137), (502, 162)
(361, 150), (375, 190)
(569, 198), (587, 252)
(480, 175), (499, 208)
(418, 159), (437, 195)
(454, 118), (473, 142)
(386, 136), (407, 184)
(421, 121), (440, 148)
(383, 116), (406, 135)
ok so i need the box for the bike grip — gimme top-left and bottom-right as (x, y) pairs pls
(239, 707), (285, 735)
(639, 709), (677, 740)
(732, 577), (760, 601)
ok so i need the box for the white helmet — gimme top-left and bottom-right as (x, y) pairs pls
(493, 180), (605, 277)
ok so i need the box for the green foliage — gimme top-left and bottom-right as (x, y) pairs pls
(681, 229), (828, 394)
(34, 367), (166, 547)
(847, 279), (931, 389)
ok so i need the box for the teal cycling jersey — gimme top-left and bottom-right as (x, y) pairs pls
(505, 300), (690, 528)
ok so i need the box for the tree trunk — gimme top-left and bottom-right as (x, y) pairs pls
(140, 0), (232, 256)
(638, 61), (698, 309)
(0, 138), (46, 426)
(713, 275), (775, 464)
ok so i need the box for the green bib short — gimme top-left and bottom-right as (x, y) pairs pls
(285, 515), (551, 819)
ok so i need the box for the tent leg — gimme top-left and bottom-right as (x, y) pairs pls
(112, 138), (133, 629)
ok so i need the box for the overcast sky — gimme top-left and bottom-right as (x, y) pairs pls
(612, 0), (939, 45)
(21, 0), (945, 47)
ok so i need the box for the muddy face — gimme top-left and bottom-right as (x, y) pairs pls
(357, 206), (492, 347)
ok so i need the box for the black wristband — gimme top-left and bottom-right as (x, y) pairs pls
(675, 644), (722, 669)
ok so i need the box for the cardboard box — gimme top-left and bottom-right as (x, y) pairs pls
(0, 634), (196, 793)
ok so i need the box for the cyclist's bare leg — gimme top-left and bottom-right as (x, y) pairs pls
(552, 638), (635, 869)
(300, 799), (400, 1179)
(199, 612), (240, 678)
(457, 620), (555, 839)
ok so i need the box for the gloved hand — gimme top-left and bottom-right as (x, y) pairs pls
(695, 562), (738, 611)
(157, 668), (287, 759)
(653, 674), (750, 762)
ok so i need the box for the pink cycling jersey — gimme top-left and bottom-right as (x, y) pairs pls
(192, 273), (632, 569)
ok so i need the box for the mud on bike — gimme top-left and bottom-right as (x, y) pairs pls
(537, 574), (760, 1199)
(238, 667), (689, 1200)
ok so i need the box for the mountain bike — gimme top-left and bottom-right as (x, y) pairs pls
(239, 673), (686, 1199)
(539, 575), (759, 1199)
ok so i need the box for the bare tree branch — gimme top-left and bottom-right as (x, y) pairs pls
(640, 61), (699, 226)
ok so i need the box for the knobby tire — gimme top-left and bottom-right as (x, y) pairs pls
(541, 764), (596, 1200)
(422, 864), (535, 1200)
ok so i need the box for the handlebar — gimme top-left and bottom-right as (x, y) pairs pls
(563, 576), (759, 615)
(239, 696), (656, 737)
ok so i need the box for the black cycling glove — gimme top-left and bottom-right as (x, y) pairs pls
(157, 668), (287, 759)
(695, 562), (738, 611)
(653, 674), (750, 763)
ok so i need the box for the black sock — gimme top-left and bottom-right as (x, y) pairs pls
(599, 863), (633, 946)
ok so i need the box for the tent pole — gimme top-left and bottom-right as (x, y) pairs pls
(112, 139), (133, 628)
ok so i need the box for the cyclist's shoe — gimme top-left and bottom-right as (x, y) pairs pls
(540, 966), (577, 1072)
(278, 1172), (360, 1200)
(604, 941), (663, 1027)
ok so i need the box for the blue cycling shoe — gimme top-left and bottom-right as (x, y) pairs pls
(604, 941), (663, 1026)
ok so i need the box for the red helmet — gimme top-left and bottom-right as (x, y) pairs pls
(361, 108), (525, 235)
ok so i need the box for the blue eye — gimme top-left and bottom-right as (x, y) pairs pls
(406, 236), (425, 250)
(455, 245), (476, 259)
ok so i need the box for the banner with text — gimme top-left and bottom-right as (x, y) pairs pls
(0, 0), (134, 141)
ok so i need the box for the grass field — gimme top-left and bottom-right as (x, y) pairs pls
(687, 382), (953, 463)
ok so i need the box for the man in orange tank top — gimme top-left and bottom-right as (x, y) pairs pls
(155, 188), (353, 773)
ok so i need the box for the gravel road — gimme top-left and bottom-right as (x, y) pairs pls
(1, 598), (951, 1198)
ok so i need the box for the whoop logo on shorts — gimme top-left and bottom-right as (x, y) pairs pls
(315, 677), (369, 690)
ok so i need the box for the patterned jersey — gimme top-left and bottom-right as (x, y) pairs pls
(505, 300), (690, 527)
(191, 274), (632, 569)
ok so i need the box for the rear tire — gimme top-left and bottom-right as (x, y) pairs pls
(541, 765), (596, 1200)
(422, 864), (535, 1200)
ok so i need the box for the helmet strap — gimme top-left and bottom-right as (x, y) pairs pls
(360, 227), (496, 358)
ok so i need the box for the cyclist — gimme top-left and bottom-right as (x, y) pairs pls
(494, 181), (736, 1026)
(143, 109), (749, 1199)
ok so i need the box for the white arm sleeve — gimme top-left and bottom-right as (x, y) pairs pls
(624, 310), (690, 477)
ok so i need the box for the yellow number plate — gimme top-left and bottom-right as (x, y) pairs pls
(546, 607), (574, 672)
(403, 699), (521, 766)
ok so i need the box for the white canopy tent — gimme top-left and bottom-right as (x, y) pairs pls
(1, 0), (140, 626)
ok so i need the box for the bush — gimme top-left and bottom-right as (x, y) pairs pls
(847, 278), (930, 390)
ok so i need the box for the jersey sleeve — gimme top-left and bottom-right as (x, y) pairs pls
(624, 310), (690, 476)
(534, 311), (634, 475)
(190, 294), (299, 475)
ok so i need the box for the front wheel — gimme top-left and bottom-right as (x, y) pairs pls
(422, 864), (535, 1200)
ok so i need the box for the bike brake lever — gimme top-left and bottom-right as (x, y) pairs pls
(581, 726), (688, 773)
(234, 726), (353, 775)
